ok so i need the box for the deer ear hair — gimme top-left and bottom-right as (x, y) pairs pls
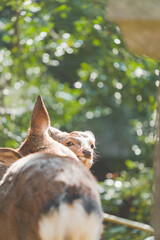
(0, 148), (22, 165)
(49, 127), (68, 143)
(85, 131), (95, 141)
(30, 95), (50, 133)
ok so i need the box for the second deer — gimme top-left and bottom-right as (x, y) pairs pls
(49, 127), (96, 170)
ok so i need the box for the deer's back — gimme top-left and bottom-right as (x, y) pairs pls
(0, 153), (102, 240)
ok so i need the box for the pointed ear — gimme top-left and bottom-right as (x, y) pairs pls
(0, 148), (22, 165)
(30, 95), (50, 133)
(49, 127), (68, 143)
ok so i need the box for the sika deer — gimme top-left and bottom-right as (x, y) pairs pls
(18, 95), (77, 161)
(49, 127), (96, 170)
(0, 95), (78, 180)
(0, 152), (103, 240)
(0, 96), (77, 167)
(0, 96), (103, 240)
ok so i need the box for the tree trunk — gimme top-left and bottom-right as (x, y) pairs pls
(154, 85), (160, 240)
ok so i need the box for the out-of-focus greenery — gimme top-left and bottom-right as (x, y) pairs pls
(0, 0), (159, 159)
(100, 160), (153, 240)
(0, 0), (159, 238)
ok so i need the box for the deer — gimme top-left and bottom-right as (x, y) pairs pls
(0, 96), (96, 174)
(0, 152), (103, 240)
(0, 96), (103, 240)
(49, 127), (96, 170)
(0, 95), (78, 177)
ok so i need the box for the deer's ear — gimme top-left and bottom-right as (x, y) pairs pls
(30, 95), (50, 133)
(49, 127), (68, 143)
(0, 148), (22, 165)
(85, 131), (95, 141)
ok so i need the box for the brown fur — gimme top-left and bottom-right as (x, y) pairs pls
(0, 148), (22, 179)
(0, 148), (22, 165)
(0, 96), (78, 179)
(0, 152), (102, 240)
(0, 96), (78, 163)
(0, 96), (103, 239)
(18, 96), (78, 162)
(0, 163), (9, 180)
(49, 127), (96, 169)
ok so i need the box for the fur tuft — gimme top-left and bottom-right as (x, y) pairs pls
(39, 201), (102, 240)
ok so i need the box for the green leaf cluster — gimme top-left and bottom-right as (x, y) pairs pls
(100, 160), (153, 239)
(0, 1), (159, 238)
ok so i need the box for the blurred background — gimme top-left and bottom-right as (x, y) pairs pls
(0, 0), (159, 239)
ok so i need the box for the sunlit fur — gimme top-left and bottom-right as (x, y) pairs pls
(49, 127), (96, 169)
(39, 201), (102, 240)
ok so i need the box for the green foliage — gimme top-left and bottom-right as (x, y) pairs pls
(0, 2), (158, 170)
(100, 160), (153, 239)
(0, 1), (158, 239)
(0, 0), (159, 162)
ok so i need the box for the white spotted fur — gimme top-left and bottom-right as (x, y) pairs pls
(38, 200), (101, 240)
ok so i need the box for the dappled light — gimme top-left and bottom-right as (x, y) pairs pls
(0, 0), (160, 239)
